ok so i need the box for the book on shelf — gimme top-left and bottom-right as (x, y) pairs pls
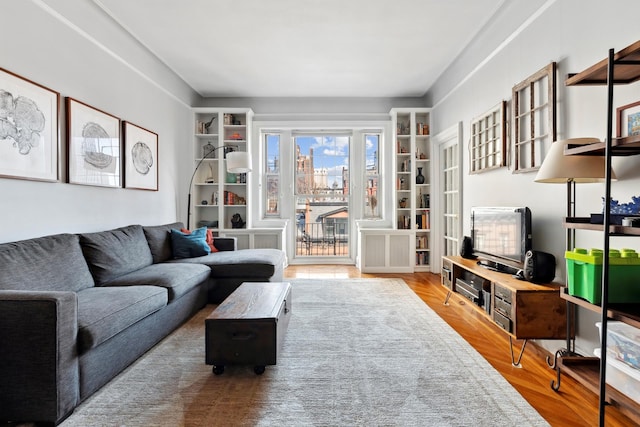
(223, 191), (246, 205)
(416, 252), (429, 265)
(398, 215), (411, 230)
(415, 211), (430, 229)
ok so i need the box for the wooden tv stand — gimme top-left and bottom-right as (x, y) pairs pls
(441, 256), (568, 366)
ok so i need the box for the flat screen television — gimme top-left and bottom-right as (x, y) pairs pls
(471, 206), (532, 271)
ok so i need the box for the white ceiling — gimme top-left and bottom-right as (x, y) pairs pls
(96, 0), (505, 98)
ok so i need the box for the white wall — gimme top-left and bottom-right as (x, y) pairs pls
(426, 0), (640, 355)
(0, 0), (198, 242)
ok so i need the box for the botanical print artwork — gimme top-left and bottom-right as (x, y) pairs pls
(132, 141), (153, 174)
(0, 90), (45, 154)
(628, 111), (640, 136)
(81, 122), (117, 172)
(0, 68), (59, 181)
(123, 121), (158, 191)
(67, 98), (121, 187)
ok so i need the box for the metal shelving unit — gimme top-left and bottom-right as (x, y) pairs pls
(557, 40), (640, 426)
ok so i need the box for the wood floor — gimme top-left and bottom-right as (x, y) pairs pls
(284, 265), (636, 427)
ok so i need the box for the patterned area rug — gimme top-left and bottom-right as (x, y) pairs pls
(61, 278), (548, 426)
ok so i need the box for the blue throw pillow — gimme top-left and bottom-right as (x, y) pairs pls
(170, 227), (211, 259)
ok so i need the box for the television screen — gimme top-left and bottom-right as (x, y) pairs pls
(471, 206), (532, 269)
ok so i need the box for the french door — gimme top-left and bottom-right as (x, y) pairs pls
(293, 134), (351, 262)
(433, 123), (463, 268)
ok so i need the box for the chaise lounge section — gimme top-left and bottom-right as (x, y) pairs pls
(0, 222), (286, 425)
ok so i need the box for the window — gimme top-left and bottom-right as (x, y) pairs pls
(512, 62), (557, 173)
(364, 133), (380, 218)
(469, 101), (506, 174)
(264, 133), (280, 217)
(294, 135), (349, 200)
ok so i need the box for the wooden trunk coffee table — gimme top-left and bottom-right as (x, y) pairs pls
(205, 282), (291, 375)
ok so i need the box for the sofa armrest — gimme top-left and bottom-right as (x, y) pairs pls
(214, 237), (237, 251)
(0, 290), (79, 424)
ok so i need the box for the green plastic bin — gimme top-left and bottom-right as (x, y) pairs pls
(565, 248), (640, 304)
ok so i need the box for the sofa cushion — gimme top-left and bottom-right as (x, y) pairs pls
(101, 263), (210, 302)
(143, 222), (184, 264)
(170, 227), (210, 259)
(180, 228), (218, 253)
(0, 233), (94, 292)
(79, 225), (153, 285)
(76, 286), (167, 353)
(172, 248), (284, 278)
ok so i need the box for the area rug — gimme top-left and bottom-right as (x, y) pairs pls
(60, 278), (548, 426)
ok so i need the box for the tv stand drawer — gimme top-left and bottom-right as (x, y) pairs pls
(494, 311), (512, 333)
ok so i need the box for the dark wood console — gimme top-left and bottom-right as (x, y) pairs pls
(442, 256), (568, 365)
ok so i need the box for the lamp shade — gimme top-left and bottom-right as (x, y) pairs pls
(534, 138), (616, 183)
(226, 151), (251, 173)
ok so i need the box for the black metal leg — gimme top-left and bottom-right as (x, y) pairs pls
(551, 362), (562, 392)
(443, 290), (452, 306)
(509, 336), (527, 368)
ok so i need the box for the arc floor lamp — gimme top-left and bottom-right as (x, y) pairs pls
(187, 147), (251, 229)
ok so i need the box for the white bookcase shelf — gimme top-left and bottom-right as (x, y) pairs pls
(390, 108), (431, 271)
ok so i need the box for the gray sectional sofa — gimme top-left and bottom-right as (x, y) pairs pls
(0, 222), (285, 426)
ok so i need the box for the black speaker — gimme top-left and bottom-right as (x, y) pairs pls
(460, 236), (475, 259)
(523, 250), (556, 284)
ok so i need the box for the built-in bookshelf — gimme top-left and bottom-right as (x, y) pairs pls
(191, 108), (252, 232)
(391, 108), (431, 271)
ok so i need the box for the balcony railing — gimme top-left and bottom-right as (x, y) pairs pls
(296, 222), (348, 256)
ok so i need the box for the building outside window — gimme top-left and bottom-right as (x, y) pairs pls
(264, 133), (280, 217)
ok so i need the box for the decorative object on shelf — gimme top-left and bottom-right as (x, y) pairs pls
(201, 200), (208, 205)
(229, 132), (243, 140)
(416, 167), (425, 184)
(400, 177), (405, 190)
(616, 100), (640, 137)
(203, 141), (216, 158)
(423, 194), (430, 209)
(226, 171), (237, 183)
(622, 217), (640, 227)
(204, 163), (215, 183)
(66, 97), (121, 188)
(399, 198), (407, 208)
(203, 116), (216, 134)
(187, 144), (251, 229)
(123, 121), (158, 191)
(0, 67), (60, 182)
(230, 213), (245, 229)
(602, 196), (640, 214)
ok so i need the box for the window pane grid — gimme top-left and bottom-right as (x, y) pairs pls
(365, 133), (380, 219)
(264, 134), (280, 217)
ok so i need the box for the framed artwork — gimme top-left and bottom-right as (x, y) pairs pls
(66, 97), (121, 187)
(616, 100), (640, 138)
(512, 62), (557, 173)
(123, 121), (158, 191)
(0, 67), (60, 181)
(469, 101), (507, 174)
